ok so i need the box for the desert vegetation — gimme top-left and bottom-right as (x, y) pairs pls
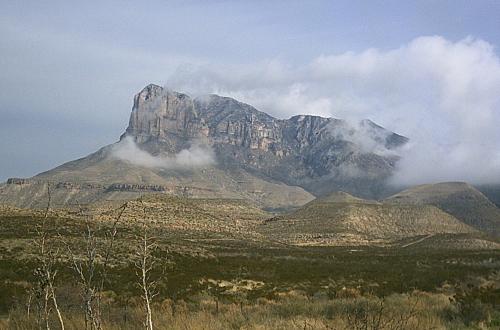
(0, 194), (499, 329)
(2, 284), (500, 329)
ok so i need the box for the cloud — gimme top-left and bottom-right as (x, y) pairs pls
(167, 36), (500, 186)
(327, 119), (400, 157)
(110, 136), (215, 169)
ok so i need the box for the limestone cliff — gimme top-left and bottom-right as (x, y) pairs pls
(120, 84), (408, 198)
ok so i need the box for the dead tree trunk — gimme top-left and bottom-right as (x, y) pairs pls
(34, 184), (65, 330)
(139, 233), (154, 330)
(135, 201), (157, 330)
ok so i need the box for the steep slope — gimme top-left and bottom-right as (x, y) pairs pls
(386, 182), (500, 237)
(1, 84), (408, 209)
(260, 191), (480, 246)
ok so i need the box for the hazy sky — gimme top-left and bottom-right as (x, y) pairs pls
(1, 0), (500, 184)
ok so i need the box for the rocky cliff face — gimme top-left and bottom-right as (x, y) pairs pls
(121, 84), (408, 198)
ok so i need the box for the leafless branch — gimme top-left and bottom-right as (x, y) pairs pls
(64, 201), (128, 330)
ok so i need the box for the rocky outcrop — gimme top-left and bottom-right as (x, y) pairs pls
(6, 178), (106, 190)
(107, 183), (167, 192)
(6, 178), (31, 185)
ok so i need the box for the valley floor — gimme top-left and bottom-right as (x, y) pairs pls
(0, 202), (499, 329)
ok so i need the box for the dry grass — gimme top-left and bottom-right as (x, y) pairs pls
(1, 291), (496, 330)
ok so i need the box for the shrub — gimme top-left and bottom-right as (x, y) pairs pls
(451, 283), (496, 326)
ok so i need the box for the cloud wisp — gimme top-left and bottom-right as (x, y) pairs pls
(167, 36), (500, 186)
(111, 136), (216, 169)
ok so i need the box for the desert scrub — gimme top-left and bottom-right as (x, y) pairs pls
(447, 281), (500, 327)
(1, 291), (491, 329)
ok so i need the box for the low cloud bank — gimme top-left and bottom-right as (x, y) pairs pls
(168, 36), (500, 186)
(328, 119), (400, 158)
(111, 136), (215, 169)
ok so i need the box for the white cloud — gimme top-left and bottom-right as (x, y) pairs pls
(327, 119), (399, 157)
(167, 36), (500, 185)
(110, 136), (215, 169)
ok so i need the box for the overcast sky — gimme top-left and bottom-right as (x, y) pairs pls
(1, 0), (500, 184)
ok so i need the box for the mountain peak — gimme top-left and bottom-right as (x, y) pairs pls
(125, 85), (201, 145)
(137, 83), (164, 99)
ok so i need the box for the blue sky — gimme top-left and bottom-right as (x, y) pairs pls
(1, 0), (500, 183)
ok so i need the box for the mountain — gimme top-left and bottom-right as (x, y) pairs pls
(0, 84), (408, 209)
(259, 191), (492, 247)
(386, 182), (500, 237)
(124, 85), (407, 198)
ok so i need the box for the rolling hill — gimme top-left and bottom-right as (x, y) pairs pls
(386, 182), (500, 237)
(259, 191), (499, 248)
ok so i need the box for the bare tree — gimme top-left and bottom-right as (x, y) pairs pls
(68, 213), (100, 330)
(32, 184), (65, 330)
(95, 202), (128, 326)
(65, 202), (128, 330)
(135, 200), (158, 330)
